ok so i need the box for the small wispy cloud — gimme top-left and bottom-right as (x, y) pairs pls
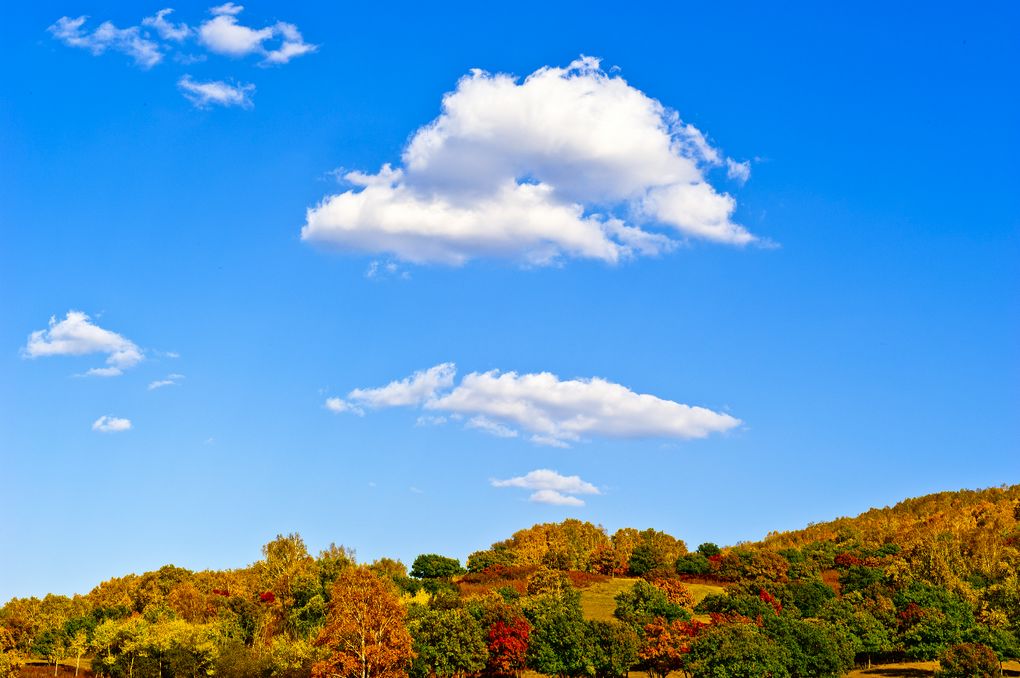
(365, 260), (410, 280)
(148, 373), (185, 390)
(178, 75), (254, 108)
(726, 158), (751, 184)
(92, 415), (132, 433)
(49, 16), (163, 68)
(141, 9), (192, 41)
(529, 490), (585, 506)
(467, 416), (518, 438)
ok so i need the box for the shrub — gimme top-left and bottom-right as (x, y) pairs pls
(937, 642), (999, 678)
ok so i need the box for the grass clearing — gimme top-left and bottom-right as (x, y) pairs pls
(578, 578), (726, 623)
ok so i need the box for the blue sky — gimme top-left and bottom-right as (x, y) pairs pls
(1, 2), (1018, 600)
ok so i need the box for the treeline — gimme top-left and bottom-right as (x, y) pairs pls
(1, 484), (1018, 678)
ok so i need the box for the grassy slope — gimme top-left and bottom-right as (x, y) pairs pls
(578, 578), (725, 623)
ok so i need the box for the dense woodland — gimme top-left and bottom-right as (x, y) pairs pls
(2, 485), (1018, 678)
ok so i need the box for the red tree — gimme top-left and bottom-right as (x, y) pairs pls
(486, 617), (530, 676)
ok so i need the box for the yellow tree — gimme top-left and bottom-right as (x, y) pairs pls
(312, 567), (414, 678)
(68, 630), (88, 677)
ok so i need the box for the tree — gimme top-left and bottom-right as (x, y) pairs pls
(411, 555), (465, 580)
(485, 617), (530, 677)
(652, 579), (696, 610)
(637, 617), (702, 678)
(686, 623), (791, 678)
(408, 608), (487, 678)
(68, 629), (88, 677)
(676, 553), (711, 576)
(698, 543), (722, 558)
(587, 621), (638, 678)
(762, 616), (854, 678)
(524, 591), (592, 677)
(818, 597), (893, 668)
(937, 642), (999, 678)
(0, 627), (24, 678)
(614, 581), (689, 630)
(527, 568), (572, 597)
(313, 567), (414, 678)
(789, 579), (835, 618)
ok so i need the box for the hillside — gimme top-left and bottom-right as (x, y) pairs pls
(1, 485), (1018, 678)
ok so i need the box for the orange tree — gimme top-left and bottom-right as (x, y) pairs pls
(313, 567), (414, 678)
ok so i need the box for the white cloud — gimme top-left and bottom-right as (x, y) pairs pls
(49, 16), (162, 68)
(467, 416), (518, 438)
(303, 57), (757, 266)
(50, 6), (314, 74)
(726, 158), (751, 183)
(92, 416), (132, 433)
(209, 2), (244, 16)
(141, 9), (191, 41)
(178, 75), (254, 108)
(328, 363), (456, 413)
(529, 490), (585, 506)
(324, 363), (739, 447)
(198, 6), (316, 64)
(365, 259), (410, 280)
(263, 22), (317, 65)
(326, 397), (362, 415)
(430, 368), (741, 445)
(24, 311), (143, 376)
(415, 415), (448, 427)
(148, 373), (184, 390)
(492, 469), (599, 495)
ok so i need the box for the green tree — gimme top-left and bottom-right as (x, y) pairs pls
(686, 623), (791, 678)
(789, 579), (836, 618)
(762, 616), (854, 678)
(818, 597), (893, 668)
(411, 554), (466, 580)
(524, 590), (592, 677)
(614, 581), (689, 629)
(409, 607), (488, 678)
(586, 621), (638, 678)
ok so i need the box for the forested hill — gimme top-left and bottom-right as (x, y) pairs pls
(758, 484), (1020, 551)
(1, 484), (1018, 678)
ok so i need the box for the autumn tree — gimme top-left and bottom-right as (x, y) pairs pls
(637, 617), (703, 678)
(937, 642), (1000, 678)
(312, 567), (414, 678)
(485, 617), (530, 677)
(651, 578), (696, 610)
(0, 627), (23, 678)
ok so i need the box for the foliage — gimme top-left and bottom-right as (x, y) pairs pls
(410, 554), (465, 580)
(524, 590), (591, 677)
(408, 607), (487, 678)
(936, 642), (1000, 678)
(484, 616), (530, 676)
(587, 620), (639, 678)
(614, 581), (690, 629)
(312, 567), (414, 678)
(637, 617), (703, 678)
(686, 623), (791, 678)
(2, 485), (1018, 678)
